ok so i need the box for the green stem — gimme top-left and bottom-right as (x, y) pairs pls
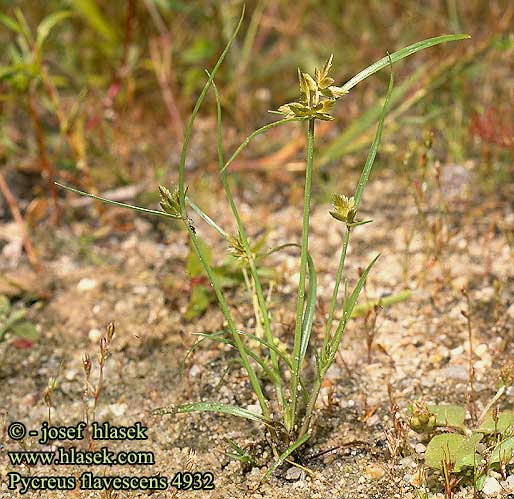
(185, 223), (270, 421)
(321, 227), (351, 357)
(289, 118), (315, 432)
(221, 117), (304, 173)
(212, 81), (285, 410)
(299, 377), (321, 438)
(178, 7), (245, 215)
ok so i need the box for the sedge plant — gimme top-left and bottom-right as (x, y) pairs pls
(57, 8), (469, 478)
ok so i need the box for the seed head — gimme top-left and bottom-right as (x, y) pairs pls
(159, 185), (182, 217)
(330, 194), (357, 224)
(272, 55), (347, 121)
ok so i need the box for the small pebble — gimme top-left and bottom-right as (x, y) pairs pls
(364, 464), (385, 479)
(415, 443), (426, 454)
(88, 328), (102, 342)
(366, 414), (380, 427)
(246, 404), (262, 416)
(109, 403), (127, 417)
(482, 476), (501, 495)
(77, 278), (98, 292)
(285, 466), (303, 481)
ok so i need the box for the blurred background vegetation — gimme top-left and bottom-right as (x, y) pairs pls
(0, 0), (512, 233)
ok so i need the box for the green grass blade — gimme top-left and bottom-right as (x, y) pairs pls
(251, 240), (316, 366)
(186, 197), (227, 237)
(320, 64), (425, 165)
(351, 290), (412, 317)
(343, 255), (380, 321)
(211, 75), (284, 408)
(262, 433), (311, 481)
(354, 57), (394, 209)
(36, 11), (71, 52)
(321, 227), (350, 358)
(186, 231), (270, 420)
(329, 254), (380, 359)
(339, 34), (469, 94)
(55, 182), (181, 219)
(193, 330), (294, 371)
(189, 332), (280, 385)
(180, 329), (227, 377)
(299, 252), (316, 363)
(178, 6), (245, 212)
(13, 9), (33, 44)
(257, 242), (300, 260)
(70, 0), (118, 43)
(0, 12), (23, 35)
(153, 402), (268, 423)
(221, 117), (304, 173)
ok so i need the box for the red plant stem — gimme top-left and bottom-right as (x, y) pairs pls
(28, 85), (60, 225)
(0, 172), (40, 270)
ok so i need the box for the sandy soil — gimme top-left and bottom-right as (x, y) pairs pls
(1, 164), (513, 499)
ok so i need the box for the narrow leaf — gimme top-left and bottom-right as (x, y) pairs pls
(36, 11), (71, 52)
(299, 253), (317, 363)
(0, 13), (22, 34)
(186, 197), (227, 237)
(55, 183), (181, 219)
(70, 0), (118, 43)
(262, 433), (311, 481)
(153, 401), (268, 423)
(351, 290), (411, 317)
(354, 58), (394, 208)
(344, 254), (380, 321)
(339, 34), (470, 94)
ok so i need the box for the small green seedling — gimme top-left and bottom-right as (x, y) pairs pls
(0, 295), (38, 343)
(0, 8), (72, 224)
(225, 438), (258, 473)
(57, 7), (469, 479)
(410, 370), (514, 496)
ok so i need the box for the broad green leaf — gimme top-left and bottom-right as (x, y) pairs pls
(476, 473), (487, 491)
(428, 404), (466, 429)
(454, 433), (483, 472)
(0, 309), (27, 336)
(425, 433), (482, 472)
(184, 285), (212, 320)
(490, 437), (514, 464)
(425, 433), (465, 470)
(153, 401), (268, 423)
(339, 34), (470, 94)
(36, 11), (71, 52)
(10, 321), (39, 341)
(477, 410), (514, 434)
